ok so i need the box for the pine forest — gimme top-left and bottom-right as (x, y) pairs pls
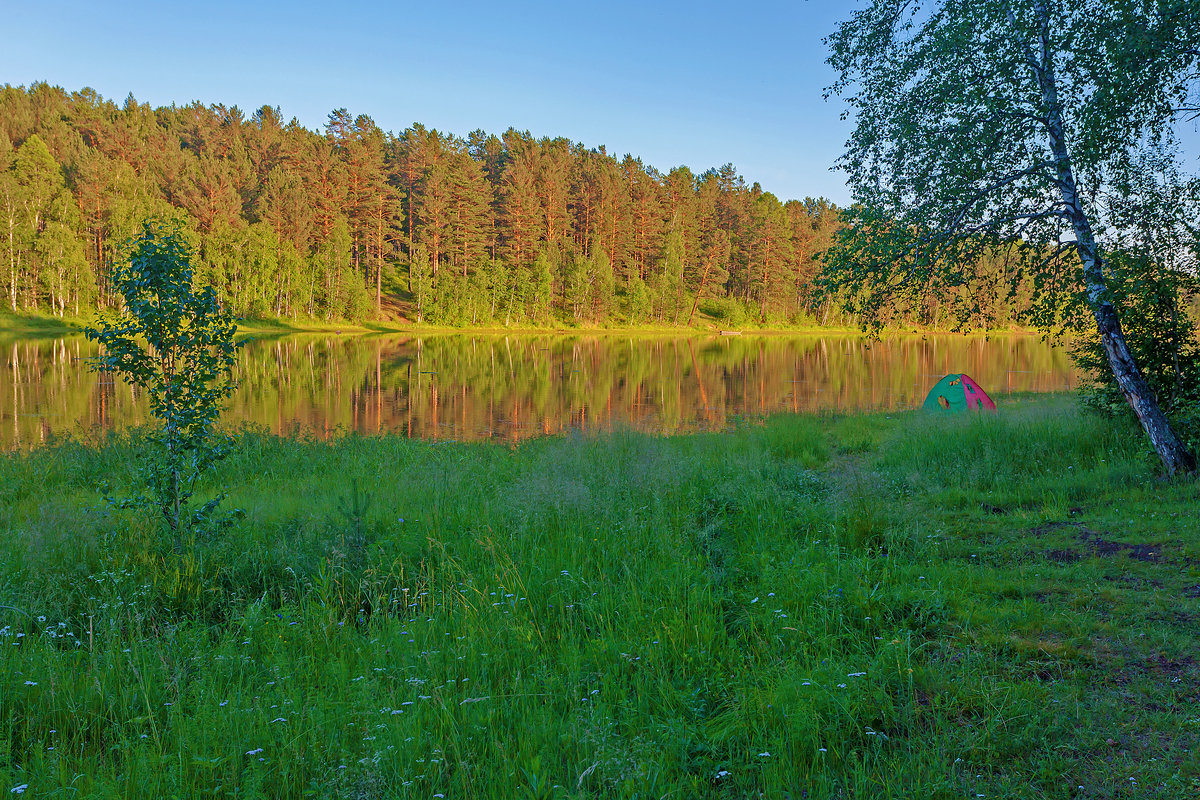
(1, 83), (1030, 329)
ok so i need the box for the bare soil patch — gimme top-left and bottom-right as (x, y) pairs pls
(1030, 521), (1163, 563)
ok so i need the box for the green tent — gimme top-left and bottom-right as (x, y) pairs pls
(922, 373), (996, 413)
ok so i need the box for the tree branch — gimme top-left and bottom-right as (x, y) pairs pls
(940, 162), (1060, 232)
(958, 207), (1072, 235)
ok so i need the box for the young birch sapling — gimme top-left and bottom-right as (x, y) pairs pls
(85, 220), (241, 546)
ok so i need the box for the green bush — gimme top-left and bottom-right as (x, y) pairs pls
(1071, 251), (1200, 454)
(699, 296), (752, 327)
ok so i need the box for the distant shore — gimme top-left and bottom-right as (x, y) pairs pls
(0, 309), (1040, 338)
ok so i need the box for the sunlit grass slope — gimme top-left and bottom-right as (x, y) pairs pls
(1, 396), (1196, 798)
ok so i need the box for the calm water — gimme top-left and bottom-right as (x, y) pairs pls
(1, 332), (1080, 449)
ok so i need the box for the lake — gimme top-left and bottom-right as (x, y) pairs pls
(1, 332), (1080, 449)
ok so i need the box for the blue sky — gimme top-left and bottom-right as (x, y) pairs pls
(2, 1), (1197, 206)
(0, 1), (855, 204)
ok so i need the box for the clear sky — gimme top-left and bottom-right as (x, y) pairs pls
(0, 0), (855, 204)
(2, 2), (1196, 206)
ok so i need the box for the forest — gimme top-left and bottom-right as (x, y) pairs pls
(0, 82), (1036, 329)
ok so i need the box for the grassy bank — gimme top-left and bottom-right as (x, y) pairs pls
(1, 397), (1196, 798)
(0, 311), (390, 338)
(1, 308), (1033, 339)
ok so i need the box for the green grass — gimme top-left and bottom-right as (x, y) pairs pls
(1, 307), (1032, 339)
(1, 396), (1196, 798)
(0, 310), (87, 335)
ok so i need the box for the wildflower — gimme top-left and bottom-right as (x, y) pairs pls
(715, 770), (730, 779)
(758, 752), (771, 757)
(23, 681), (36, 686)
(11, 785), (29, 794)
(848, 672), (866, 677)
(837, 683), (847, 688)
(270, 717), (287, 723)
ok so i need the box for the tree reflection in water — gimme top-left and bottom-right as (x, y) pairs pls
(2, 333), (1078, 448)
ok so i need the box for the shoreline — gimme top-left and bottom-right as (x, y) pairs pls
(0, 310), (1043, 339)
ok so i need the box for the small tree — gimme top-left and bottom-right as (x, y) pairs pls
(85, 220), (240, 545)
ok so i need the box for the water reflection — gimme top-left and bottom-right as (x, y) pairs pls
(2, 333), (1080, 449)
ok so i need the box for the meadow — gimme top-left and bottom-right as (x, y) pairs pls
(1, 396), (1197, 798)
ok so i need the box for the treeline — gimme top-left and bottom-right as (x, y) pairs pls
(1, 83), (854, 327)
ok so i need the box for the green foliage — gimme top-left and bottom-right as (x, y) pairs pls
(1073, 252), (1200, 452)
(699, 296), (751, 328)
(820, 1), (1200, 332)
(530, 251), (554, 322)
(590, 251), (616, 321)
(83, 220), (241, 542)
(0, 84), (858, 331)
(408, 243), (432, 323)
(563, 252), (590, 322)
(821, 0), (1200, 472)
(625, 276), (652, 324)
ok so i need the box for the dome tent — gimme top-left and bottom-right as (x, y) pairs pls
(922, 373), (996, 413)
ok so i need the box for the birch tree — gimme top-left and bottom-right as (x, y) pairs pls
(821, 0), (1200, 475)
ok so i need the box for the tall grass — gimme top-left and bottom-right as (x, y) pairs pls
(1, 396), (1196, 798)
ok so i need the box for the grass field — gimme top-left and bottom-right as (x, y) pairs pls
(1, 396), (1197, 798)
